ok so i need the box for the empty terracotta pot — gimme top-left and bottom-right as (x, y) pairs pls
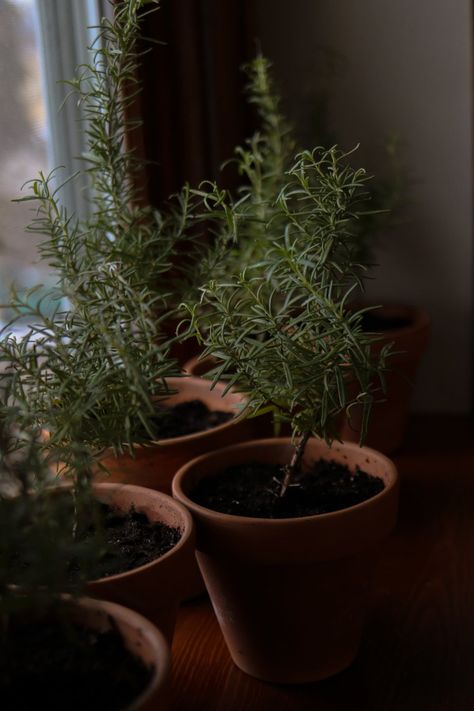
(172, 438), (399, 683)
(72, 597), (171, 711)
(340, 304), (430, 453)
(87, 483), (194, 644)
(98, 377), (251, 494)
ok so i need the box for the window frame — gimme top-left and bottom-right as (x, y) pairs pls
(35, 0), (103, 218)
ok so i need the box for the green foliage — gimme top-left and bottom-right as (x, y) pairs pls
(0, 419), (104, 619)
(1, 0), (192, 460)
(187, 142), (390, 491)
(0, 285), (177, 462)
(216, 55), (409, 275)
(0, 0), (175, 628)
(190, 55), (295, 290)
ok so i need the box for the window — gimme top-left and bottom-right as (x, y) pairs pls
(0, 0), (100, 327)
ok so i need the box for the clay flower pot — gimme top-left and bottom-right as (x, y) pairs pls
(70, 597), (171, 711)
(183, 360), (275, 437)
(172, 438), (399, 683)
(340, 304), (430, 453)
(183, 353), (218, 377)
(87, 483), (195, 644)
(99, 377), (250, 494)
(2, 595), (170, 711)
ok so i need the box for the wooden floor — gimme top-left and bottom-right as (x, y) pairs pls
(171, 415), (474, 710)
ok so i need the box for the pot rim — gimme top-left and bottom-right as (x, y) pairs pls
(172, 437), (398, 526)
(74, 596), (170, 711)
(51, 482), (194, 585)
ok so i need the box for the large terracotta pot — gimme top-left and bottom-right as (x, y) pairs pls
(340, 304), (430, 453)
(172, 438), (399, 683)
(87, 483), (194, 643)
(99, 377), (251, 494)
(72, 598), (171, 711)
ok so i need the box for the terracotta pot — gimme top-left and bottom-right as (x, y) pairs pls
(70, 597), (171, 711)
(340, 304), (430, 453)
(5, 596), (170, 710)
(87, 483), (194, 644)
(183, 353), (218, 377)
(172, 438), (399, 683)
(183, 360), (277, 438)
(98, 377), (251, 494)
(97, 378), (252, 601)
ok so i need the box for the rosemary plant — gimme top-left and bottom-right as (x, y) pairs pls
(195, 55), (407, 287)
(190, 54), (294, 289)
(0, 0), (195, 465)
(187, 146), (390, 496)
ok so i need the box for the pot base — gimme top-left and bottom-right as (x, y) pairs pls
(197, 550), (371, 684)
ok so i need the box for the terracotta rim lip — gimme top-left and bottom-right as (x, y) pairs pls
(75, 597), (170, 710)
(172, 437), (399, 526)
(356, 302), (431, 340)
(51, 482), (194, 584)
(114, 376), (248, 452)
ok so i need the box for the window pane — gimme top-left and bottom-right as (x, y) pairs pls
(0, 0), (51, 325)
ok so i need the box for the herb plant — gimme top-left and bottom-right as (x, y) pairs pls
(196, 55), (407, 288)
(191, 55), (294, 288)
(187, 144), (390, 496)
(0, 0), (194, 466)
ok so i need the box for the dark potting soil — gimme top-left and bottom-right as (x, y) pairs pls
(147, 399), (233, 439)
(1, 615), (153, 711)
(69, 503), (181, 580)
(192, 459), (385, 518)
(360, 311), (411, 333)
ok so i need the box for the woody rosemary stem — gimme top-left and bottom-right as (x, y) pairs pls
(279, 430), (311, 498)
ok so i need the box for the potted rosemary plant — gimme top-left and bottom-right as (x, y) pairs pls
(3, 0), (249, 496)
(185, 54), (430, 453)
(173, 145), (400, 683)
(0, 420), (171, 710)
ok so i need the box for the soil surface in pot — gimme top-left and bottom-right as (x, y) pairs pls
(144, 399), (233, 440)
(192, 459), (384, 518)
(8, 495), (181, 582)
(69, 502), (181, 579)
(360, 311), (412, 333)
(1, 614), (153, 711)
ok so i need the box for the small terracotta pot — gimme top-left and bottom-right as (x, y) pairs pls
(70, 597), (171, 711)
(98, 377), (250, 494)
(340, 304), (430, 453)
(87, 483), (195, 644)
(172, 438), (399, 683)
